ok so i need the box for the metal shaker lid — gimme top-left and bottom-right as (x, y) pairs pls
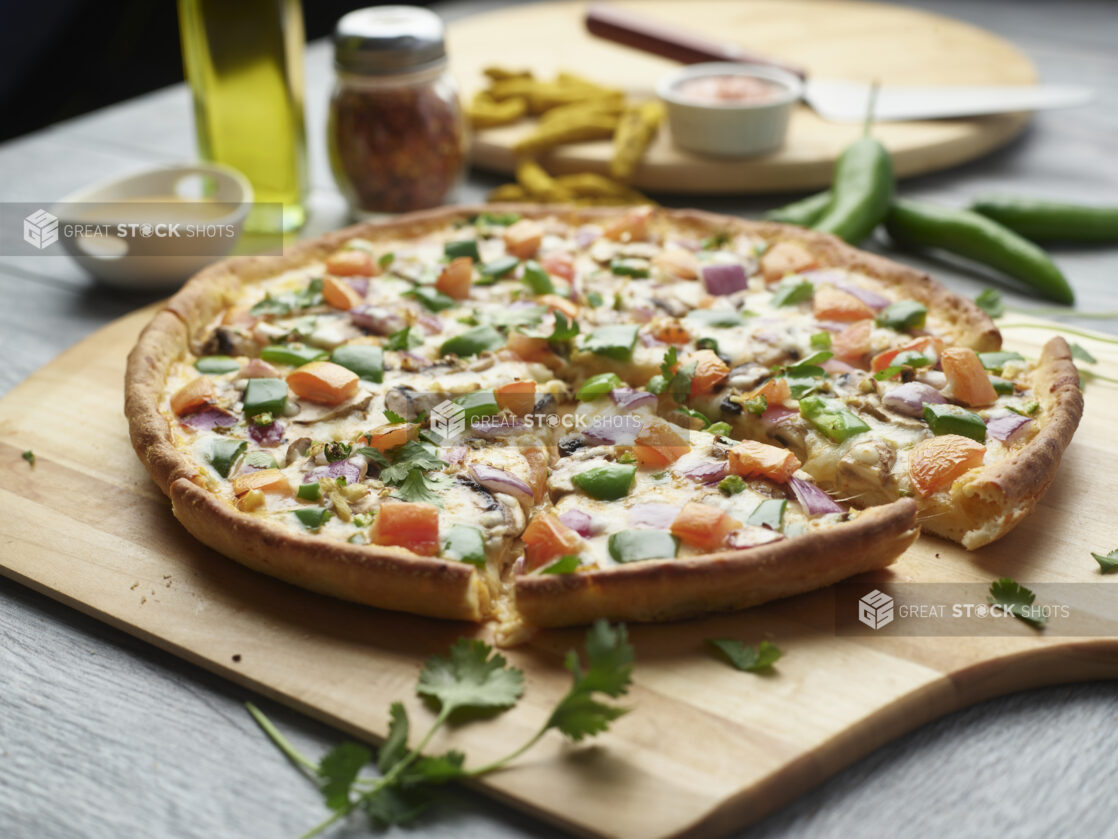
(334, 6), (448, 75)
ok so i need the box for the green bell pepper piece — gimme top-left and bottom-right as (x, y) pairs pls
(572, 463), (637, 500)
(978, 350), (1026, 372)
(876, 300), (928, 332)
(242, 451), (278, 470)
(608, 530), (679, 563)
(293, 507), (331, 530)
(454, 389), (501, 423)
(770, 276), (815, 307)
(195, 355), (241, 375)
(444, 239), (480, 261)
(477, 255), (519, 282)
(577, 372), (623, 401)
(541, 555), (581, 574)
(243, 378), (288, 419)
(259, 343), (328, 367)
(799, 395), (870, 442)
(990, 376), (1015, 395)
(609, 258), (650, 278)
(582, 325), (639, 361)
(331, 344), (384, 382)
(521, 260), (555, 294)
(208, 438), (246, 478)
(409, 286), (456, 312)
(747, 498), (786, 530)
(296, 482), (321, 500)
(440, 325), (506, 358)
(441, 524), (487, 566)
(923, 404), (987, 442)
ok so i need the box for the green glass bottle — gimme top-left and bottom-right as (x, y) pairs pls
(178, 0), (308, 233)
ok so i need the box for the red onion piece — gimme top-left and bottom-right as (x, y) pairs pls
(702, 262), (749, 296)
(836, 281), (890, 310)
(305, 456), (367, 485)
(583, 415), (643, 445)
(351, 305), (405, 336)
(442, 445), (468, 465)
(670, 236), (702, 252)
(630, 305), (655, 323)
(628, 503), (682, 529)
(417, 313), (443, 335)
(986, 413), (1033, 442)
(248, 420), (285, 447)
(800, 269), (846, 285)
(347, 277), (369, 297)
(790, 477), (844, 515)
(470, 464), (534, 504)
(181, 407), (237, 431)
(822, 358), (858, 374)
(559, 509), (605, 538)
(611, 388), (657, 411)
(726, 525), (784, 549)
(678, 459), (729, 484)
(470, 418), (527, 438)
(882, 382), (947, 417)
(762, 405), (798, 426)
(576, 225), (602, 248)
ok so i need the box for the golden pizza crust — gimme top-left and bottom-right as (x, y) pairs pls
(918, 337), (1083, 549)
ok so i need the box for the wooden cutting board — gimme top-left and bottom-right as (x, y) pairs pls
(2, 308), (1117, 839)
(450, 0), (1037, 193)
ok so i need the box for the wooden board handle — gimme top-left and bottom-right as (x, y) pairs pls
(585, 4), (807, 79)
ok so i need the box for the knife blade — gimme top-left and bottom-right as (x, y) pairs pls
(586, 5), (1094, 122)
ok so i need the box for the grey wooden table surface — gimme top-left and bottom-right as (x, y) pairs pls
(3, 1), (1117, 837)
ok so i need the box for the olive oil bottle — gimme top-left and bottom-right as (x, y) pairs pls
(178, 0), (308, 233)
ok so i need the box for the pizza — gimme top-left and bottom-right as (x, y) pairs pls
(125, 205), (1082, 638)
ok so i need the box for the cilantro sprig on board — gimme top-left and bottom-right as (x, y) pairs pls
(247, 621), (634, 836)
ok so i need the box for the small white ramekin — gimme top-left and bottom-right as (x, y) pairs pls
(656, 62), (803, 158)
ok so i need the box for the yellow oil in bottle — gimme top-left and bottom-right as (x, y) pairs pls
(178, 0), (308, 233)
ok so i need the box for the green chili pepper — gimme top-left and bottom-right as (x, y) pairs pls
(608, 530), (679, 563)
(440, 325), (506, 358)
(876, 300), (927, 332)
(260, 343), (328, 367)
(441, 524), (487, 566)
(747, 499), (786, 530)
(923, 404), (987, 442)
(521, 260), (555, 294)
(195, 355), (241, 375)
(243, 378), (288, 419)
(770, 276), (815, 307)
(444, 239), (480, 261)
(296, 482), (321, 500)
(764, 190), (833, 227)
(582, 325), (639, 361)
(330, 344), (384, 382)
(577, 372), (624, 401)
(977, 350), (1026, 372)
(208, 438), (246, 478)
(454, 389), (501, 423)
(884, 198), (1074, 305)
(609, 258), (651, 278)
(969, 196), (1118, 243)
(293, 508), (331, 530)
(572, 463), (637, 501)
(799, 395), (870, 442)
(812, 137), (894, 245)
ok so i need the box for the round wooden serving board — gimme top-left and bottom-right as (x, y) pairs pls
(449, 0), (1037, 193)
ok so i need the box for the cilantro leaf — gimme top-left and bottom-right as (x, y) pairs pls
(659, 346), (679, 380)
(380, 441), (447, 485)
(707, 639), (782, 672)
(988, 577), (1047, 627)
(318, 742), (372, 812)
(1092, 549), (1118, 574)
(975, 288), (1005, 318)
(393, 469), (453, 505)
(384, 410), (407, 425)
(377, 702), (410, 773)
(545, 620), (633, 742)
(416, 639), (525, 717)
(399, 750), (466, 786)
(386, 326), (424, 351)
(1069, 342), (1098, 364)
(362, 785), (428, 829)
(22, 450), (34, 466)
(548, 311), (580, 345)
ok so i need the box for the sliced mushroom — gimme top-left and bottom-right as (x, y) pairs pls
(284, 437), (312, 466)
(292, 392), (373, 424)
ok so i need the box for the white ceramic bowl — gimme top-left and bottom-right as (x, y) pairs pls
(53, 163), (253, 291)
(657, 62), (803, 158)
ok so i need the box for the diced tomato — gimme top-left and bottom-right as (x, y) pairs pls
(941, 347), (997, 407)
(538, 293), (579, 321)
(908, 434), (985, 496)
(652, 248), (700, 279)
(522, 512), (583, 570)
(286, 361), (359, 406)
(745, 377), (791, 406)
(363, 423), (411, 453)
(495, 380), (537, 416)
(171, 376), (215, 416)
(506, 332), (554, 365)
(813, 285), (874, 321)
(322, 276), (363, 310)
(238, 358), (280, 379)
(652, 320), (691, 345)
(325, 249), (378, 277)
(832, 319), (874, 363)
(728, 439), (801, 482)
(436, 256), (473, 300)
(760, 241), (816, 283)
(871, 337), (941, 373)
(633, 420), (691, 467)
(670, 502), (740, 551)
(541, 252), (575, 281)
(687, 349), (730, 397)
(231, 468), (292, 497)
(369, 502), (440, 556)
(503, 219), (544, 259)
(603, 206), (652, 242)
(522, 446), (549, 502)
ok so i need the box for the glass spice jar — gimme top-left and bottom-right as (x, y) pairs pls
(328, 6), (467, 217)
